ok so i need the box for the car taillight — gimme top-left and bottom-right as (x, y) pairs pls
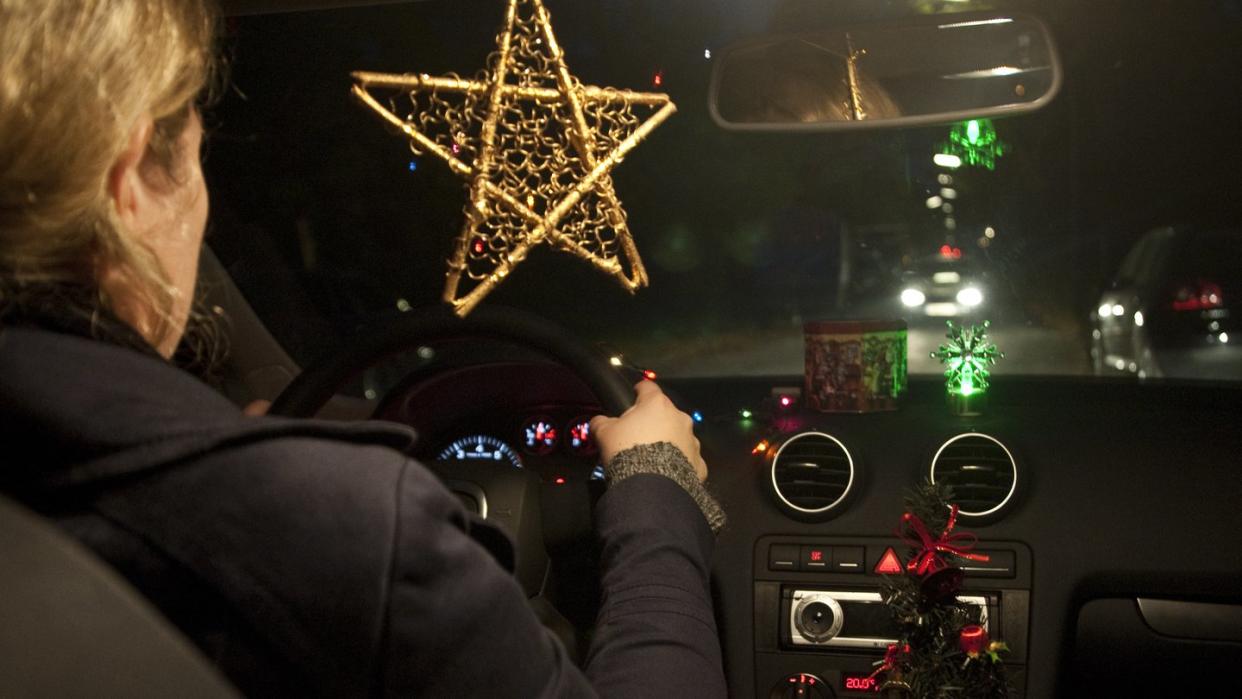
(1171, 280), (1223, 311)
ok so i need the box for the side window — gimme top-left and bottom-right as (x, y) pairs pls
(1117, 227), (1172, 288)
(1116, 232), (1154, 284)
(1135, 227), (1176, 290)
(1171, 229), (1242, 291)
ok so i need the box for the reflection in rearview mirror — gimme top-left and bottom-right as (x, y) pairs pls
(710, 12), (1061, 131)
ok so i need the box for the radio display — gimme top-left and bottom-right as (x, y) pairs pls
(841, 671), (881, 693)
(839, 601), (901, 638)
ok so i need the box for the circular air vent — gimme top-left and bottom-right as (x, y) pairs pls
(930, 433), (1017, 517)
(770, 432), (855, 517)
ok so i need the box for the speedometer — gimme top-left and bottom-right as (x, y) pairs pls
(437, 435), (523, 469)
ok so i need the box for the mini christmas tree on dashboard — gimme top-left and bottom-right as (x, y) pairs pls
(871, 481), (1011, 698)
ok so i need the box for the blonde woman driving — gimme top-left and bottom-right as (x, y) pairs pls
(0, 1), (726, 696)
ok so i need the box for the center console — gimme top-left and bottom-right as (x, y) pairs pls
(753, 535), (1032, 697)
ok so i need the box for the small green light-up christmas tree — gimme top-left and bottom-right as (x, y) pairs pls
(931, 321), (1003, 416)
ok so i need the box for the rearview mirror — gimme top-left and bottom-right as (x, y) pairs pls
(709, 12), (1061, 131)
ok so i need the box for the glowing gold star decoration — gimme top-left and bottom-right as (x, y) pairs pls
(351, 0), (676, 316)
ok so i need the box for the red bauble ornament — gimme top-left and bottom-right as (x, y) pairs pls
(959, 624), (989, 656)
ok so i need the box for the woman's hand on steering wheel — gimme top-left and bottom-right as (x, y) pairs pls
(590, 381), (708, 482)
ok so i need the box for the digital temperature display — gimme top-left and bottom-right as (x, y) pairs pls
(841, 672), (880, 693)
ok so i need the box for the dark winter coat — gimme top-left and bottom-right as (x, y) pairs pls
(0, 325), (725, 697)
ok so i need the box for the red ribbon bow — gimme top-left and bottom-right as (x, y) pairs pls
(869, 642), (911, 680)
(899, 505), (990, 577)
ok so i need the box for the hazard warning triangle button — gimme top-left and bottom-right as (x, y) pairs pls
(874, 547), (904, 575)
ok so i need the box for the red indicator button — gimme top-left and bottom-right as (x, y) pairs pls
(801, 545), (829, 570)
(874, 547), (904, 575)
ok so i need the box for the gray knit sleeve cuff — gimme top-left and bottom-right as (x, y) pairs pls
(604, 441), (726, 534)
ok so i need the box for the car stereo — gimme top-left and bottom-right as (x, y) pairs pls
(786, 589), (989, 649)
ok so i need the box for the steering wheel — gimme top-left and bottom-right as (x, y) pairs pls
(270, 305), (634, 418)
(268, 304), (634, 614)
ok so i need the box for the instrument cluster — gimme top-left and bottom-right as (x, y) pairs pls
(433, 410), (604, 482)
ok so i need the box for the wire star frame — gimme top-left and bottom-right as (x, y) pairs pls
(352, 0), (677, 316)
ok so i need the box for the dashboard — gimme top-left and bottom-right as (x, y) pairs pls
(373, 361), (1242, 698)
(677, 375), (1242, 699)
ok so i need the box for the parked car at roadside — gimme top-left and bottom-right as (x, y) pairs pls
(1091, 225), (1241, 379)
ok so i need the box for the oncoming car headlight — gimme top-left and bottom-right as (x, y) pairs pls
(901, 288), (926, 307)
(956, 287), (984, 307)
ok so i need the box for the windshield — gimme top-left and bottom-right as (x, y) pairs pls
(205, 0), (1242, 382)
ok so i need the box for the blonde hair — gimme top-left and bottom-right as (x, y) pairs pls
(0, 0), (216, 348)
